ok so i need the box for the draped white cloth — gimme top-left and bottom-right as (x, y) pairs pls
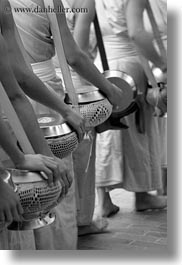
(95, 0), (164, 192)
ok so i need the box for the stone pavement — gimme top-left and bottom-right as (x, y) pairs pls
(78, 189), (167, 253)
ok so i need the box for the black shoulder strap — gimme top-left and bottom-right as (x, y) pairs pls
(93, 12), (109, 71)
(145, 0), (167, 62)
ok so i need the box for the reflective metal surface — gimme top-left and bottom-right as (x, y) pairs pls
(65, 85), (105, 104)
(152, 66), (166, 83)
(1, 169), (61, 230)
(0, 169), (17, 191)
(103, 70), (137, 112)
(7, 169), (45, 184)
(8, 212), (56, 231)
(104, 70), (136, 91)
(37, 113), (72, 138)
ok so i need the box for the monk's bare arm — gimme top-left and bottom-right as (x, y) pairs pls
(0, 0), (85, 140)
(0, 32), (55, 157)
(126, 0), (166, 71)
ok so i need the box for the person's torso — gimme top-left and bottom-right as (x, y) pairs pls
(95, 0), (138, 60)
(9, 0), (55, 63)
(95, 0), (167, 60)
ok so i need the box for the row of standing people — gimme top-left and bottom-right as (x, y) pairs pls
(0, 0), (122, 249)
(57, 0), (167, 222)
(0, 0), (167, 249)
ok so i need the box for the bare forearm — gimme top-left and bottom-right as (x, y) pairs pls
(19, 52), (113, 104)
(16, 69), (72, 119)
(12, 95), (53, 156)
(126, 0), (166, 71)
(0, 2), (71, 120)
(0, 43), (52, 156)
(132, 31), (166, 70)
(0, 116), (25, 165)
(52, 0), (113, 98)
(69, 51), (112, 97)
(0, 71), (51, 157)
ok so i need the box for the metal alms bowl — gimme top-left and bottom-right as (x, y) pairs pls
(65, 86), (106, 104)
(37, 113), (78, 158)
(0, 168), (17, 191)
(37, 113), (71, 138)
(1, 169), (62, 230)
(152, 66), (166, 84)
(103, 70), (137, 113)
(65, 86), (113, 128)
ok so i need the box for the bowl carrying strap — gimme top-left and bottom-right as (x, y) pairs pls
(44, 0), (79, 111)
(145, 0), (167, 63)
(0, 82), (48, 181)
(140, 0), (167, 116)
(43, 0), (81, 210)
(94, 11), (145, 133)
(93, 12), (109, 72)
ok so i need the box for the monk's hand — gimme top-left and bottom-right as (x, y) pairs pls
(106, 84), (123, 109)
(53, 156), (72, 196)
(0, 177), (23, 224)
(15, 154), (61, 187)
(64, 107), (86, 142)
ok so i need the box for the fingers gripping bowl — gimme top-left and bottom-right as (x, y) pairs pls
(38, 87), (112, 160)
(37, 113), (78, 159)
(65, 86), (113, 129)
(1, 169), (63, 230)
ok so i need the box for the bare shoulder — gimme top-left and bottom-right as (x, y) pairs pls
(127, 0), (146, 10)
(0, 0), (16, 32)
(70, 0), (95, 12)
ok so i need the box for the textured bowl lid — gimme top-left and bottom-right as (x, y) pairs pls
(37, 113), (72, 137)
(7, 169), (45, 184)
(65, 85), (105, 104)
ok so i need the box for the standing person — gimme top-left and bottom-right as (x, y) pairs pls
(0, 0), (79, 249)
(0, 30), (72, 249)
(72, 0), (167, 218)
(95, 0), (167, 215)
(9, 0), (123, 242)
(126, 0), (167, 196)
(95, 0), (167, 216)
(56, 0), (108, 235)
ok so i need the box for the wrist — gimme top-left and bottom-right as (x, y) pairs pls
(13, 152), (26, 168)
(161, 65), (167, 74)
(61, 104), (75, 121)
(157, 61), (167, 72)
(156, 62), (167, 74)
(99, 81), (112, 98)
(58, 101), (72, 119)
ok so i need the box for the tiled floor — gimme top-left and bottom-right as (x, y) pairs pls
(78, 189), (167, 253)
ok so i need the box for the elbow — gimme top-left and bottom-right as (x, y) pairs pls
(8, 89), (26, 106)
(67, 49), (86, 68)
(128, 27), (145, 43)
(128, 30), (138, 42)
(15, 67), (33, 88)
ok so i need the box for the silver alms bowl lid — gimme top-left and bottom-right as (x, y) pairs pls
(37, 113), (72, 138)
(65, 85), (105, 104)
